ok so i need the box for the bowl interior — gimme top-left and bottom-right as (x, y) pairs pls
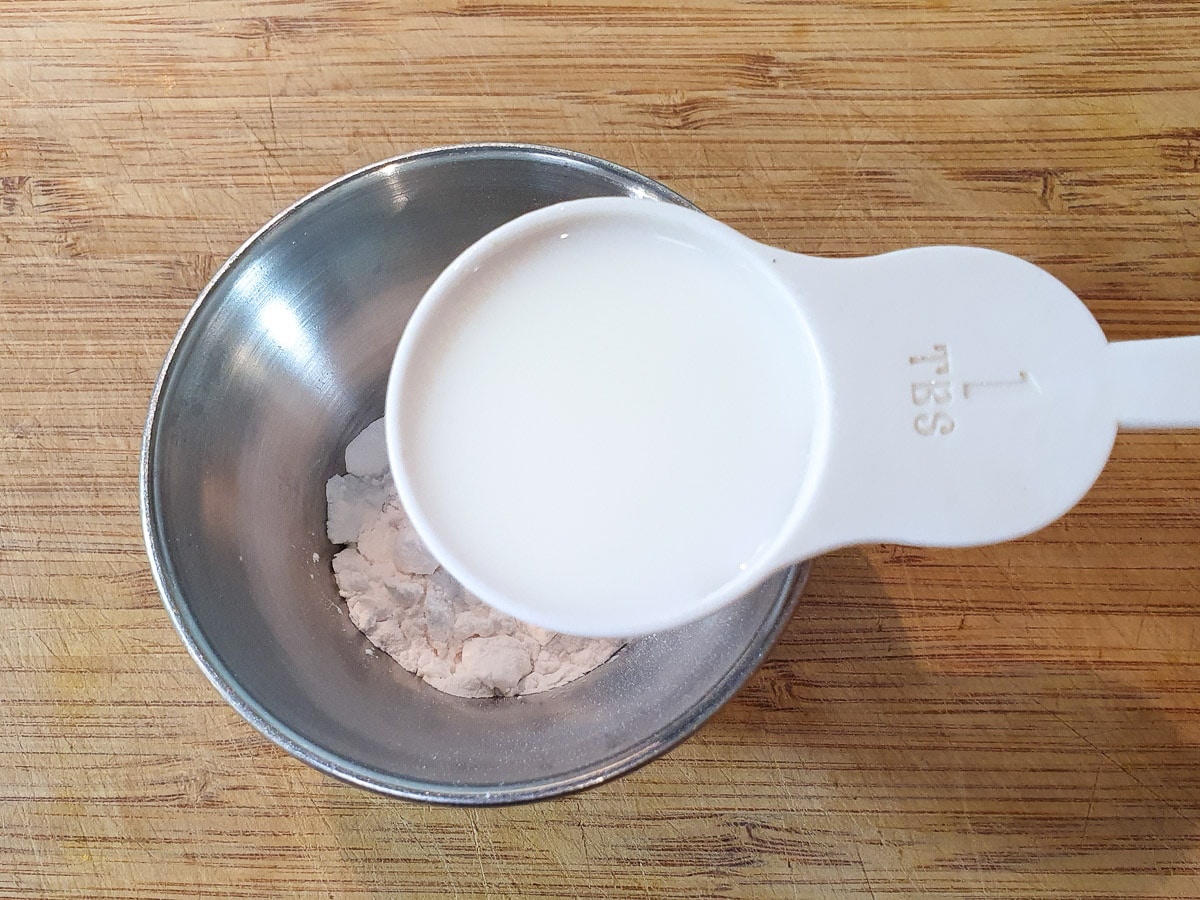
(143, 145), (803, 802)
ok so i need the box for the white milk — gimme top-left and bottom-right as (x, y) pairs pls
(395, 209), (822, 633)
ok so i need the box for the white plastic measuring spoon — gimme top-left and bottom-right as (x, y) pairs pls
(384, 197), (1200, 638)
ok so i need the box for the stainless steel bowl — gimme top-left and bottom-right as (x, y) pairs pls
(140, 143), (807, 804)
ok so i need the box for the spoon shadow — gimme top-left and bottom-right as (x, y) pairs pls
(697, 546), (1200, 891)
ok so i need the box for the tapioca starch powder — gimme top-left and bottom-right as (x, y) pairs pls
(326, 418), (622, 698)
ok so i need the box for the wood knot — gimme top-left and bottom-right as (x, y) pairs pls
(0, 175), (31, 216)
(726, 51), (787, 88)
(1158, 128), (1200, 173)
(1039, 170), (1068, 213)
(642, 94), (725, 131)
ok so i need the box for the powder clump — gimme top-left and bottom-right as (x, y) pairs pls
(326, 417), (622, 698)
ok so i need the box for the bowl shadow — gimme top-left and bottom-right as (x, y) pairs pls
(317, 547), (1200, 896)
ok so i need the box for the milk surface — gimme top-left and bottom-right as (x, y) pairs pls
(396, 209), (821, 633)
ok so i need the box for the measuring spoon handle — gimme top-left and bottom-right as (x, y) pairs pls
(1110, 336), (1200, 430)
(759, 244), (1177, 567)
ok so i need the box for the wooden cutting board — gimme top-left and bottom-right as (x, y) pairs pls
(2, 1), (1200, 896)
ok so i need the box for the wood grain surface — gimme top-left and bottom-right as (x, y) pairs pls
(3, 1), (1200, 897)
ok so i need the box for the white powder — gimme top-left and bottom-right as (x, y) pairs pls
(326, 417), (623, 698)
